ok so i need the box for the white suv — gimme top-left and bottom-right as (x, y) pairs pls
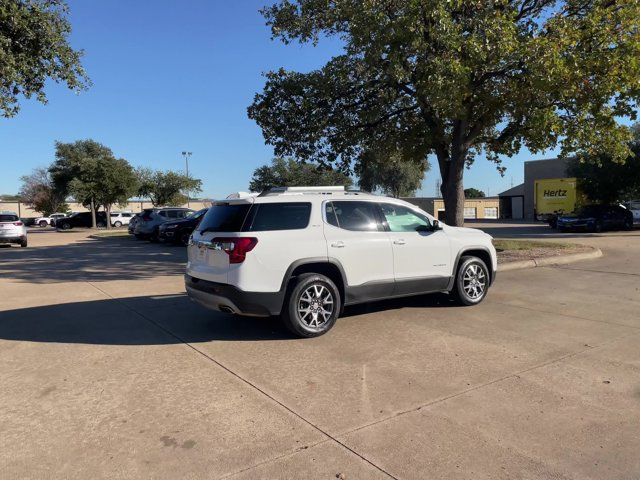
(185, 187), (497, 337)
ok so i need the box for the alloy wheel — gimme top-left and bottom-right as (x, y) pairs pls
(297, 284), (334, 329)
(462, 263), (486, 300)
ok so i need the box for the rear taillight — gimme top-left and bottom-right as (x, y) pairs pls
(213, 237), (258, 264)
(14, 221), (23, 226)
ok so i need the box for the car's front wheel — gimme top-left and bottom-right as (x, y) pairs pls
(39, 220), (48, 227)
(113, 221), (123, 228)
(453, 256), (490, 306)
(60, 222), (72, 230)
(282, 273), (341, 338)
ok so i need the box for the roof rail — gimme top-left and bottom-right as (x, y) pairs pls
(258, 186), (374, 197)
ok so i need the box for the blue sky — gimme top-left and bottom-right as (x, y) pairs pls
(1, 0), (560, 198)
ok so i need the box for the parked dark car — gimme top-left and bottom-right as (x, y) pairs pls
(158, 208), (208, 245)
(55, 211), (108, 230)
(557, 205), (633, 232)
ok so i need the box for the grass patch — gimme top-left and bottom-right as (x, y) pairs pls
(493, 239), (573, 252)
(90, 230), (130, 238)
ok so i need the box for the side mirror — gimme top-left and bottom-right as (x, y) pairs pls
(432, 220), (442, 231)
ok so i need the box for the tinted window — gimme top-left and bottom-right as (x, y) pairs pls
(244, 203), (311, 231)
(122, 213), (132, 217)
(326, 201), (382, 231)
(198, 203), (251, 232)
(158, 211), (168, 217)
(380, 204), (431, 232)
(0, 214), (18, 222)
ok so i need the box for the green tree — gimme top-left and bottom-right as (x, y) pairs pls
(137, 168), (202, 206)
(356, 151), (428, 198)
(0, 0), (89, 118)
(19, 167), (67, 215)
(95, 157), (138, 229)
(249, 157), (352, 192)
(464, 188), (486, 199)
(249, 1), (640, 226)
(50, 140), (116, 228)
(568, 125), (640, 204)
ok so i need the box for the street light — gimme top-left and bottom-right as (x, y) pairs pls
(182, 151), (192, 208)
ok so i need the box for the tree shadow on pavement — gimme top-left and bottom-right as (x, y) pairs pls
(0, 236), (187, 283)
(0, 294), (293, 344)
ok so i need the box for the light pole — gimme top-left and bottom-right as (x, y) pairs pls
(182, 151), (192, 208)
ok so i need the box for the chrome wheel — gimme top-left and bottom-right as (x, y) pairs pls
(297, 284), (334, 329)
(462, 263), (486, 300)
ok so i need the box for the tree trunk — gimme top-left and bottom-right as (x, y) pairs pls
(438, 139), (467, 227)
(105, 204), (111, 230)
(90, 198), (97, 229)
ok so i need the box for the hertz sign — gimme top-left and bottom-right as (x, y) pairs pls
(535, 178), (579, 216)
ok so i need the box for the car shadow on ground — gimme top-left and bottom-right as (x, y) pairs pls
(0, 294), (294, 344)
(0, 290), (459, 345)
(0, 236), (187, 283)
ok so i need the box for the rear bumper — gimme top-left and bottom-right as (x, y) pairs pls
(185, 275), (283, 317)
(0, 235), (26, 244)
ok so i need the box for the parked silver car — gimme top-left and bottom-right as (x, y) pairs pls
(0, 212), (28, 247)
(133, 207), (194, 241)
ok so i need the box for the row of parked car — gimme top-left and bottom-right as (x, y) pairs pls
(34, 211), (136, 229)
(127, 207), (207, 245)
(551, 203), (639, 232)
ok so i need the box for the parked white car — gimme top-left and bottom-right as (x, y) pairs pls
(623, 201), (640, 226)
(0, 211), (27, 247)
(110, 211), (135, 227)
(185, 186), (497, 337)
(34, 212), (68, 227)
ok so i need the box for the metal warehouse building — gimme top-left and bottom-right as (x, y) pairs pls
(499, 157), (570, 220)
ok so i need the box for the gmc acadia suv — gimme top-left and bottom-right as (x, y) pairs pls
(185, 187), (497, 337)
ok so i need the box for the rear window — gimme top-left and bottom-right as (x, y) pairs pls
(0, 214), (18, 222)
(198, 203), (251, 232)
(244, 203), (311, 231)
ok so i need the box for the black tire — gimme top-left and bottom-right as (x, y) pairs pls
(593, 221), (603, 233)
(20, 238), (27, 248)
(452, 256), (490, 306)
(60, 222), (72, 230)
(281, 273), (341, 338)
(113, 221), (123, 228)
(624, 217), (633, 231)
(178, 230), (191, 246)
(39, 220), (48, 227)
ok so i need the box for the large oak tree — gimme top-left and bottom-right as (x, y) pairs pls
(248, 0), (640, 225)
(0, 0), (89, 117)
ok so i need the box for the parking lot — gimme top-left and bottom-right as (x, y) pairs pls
(1, 225), (639, 479)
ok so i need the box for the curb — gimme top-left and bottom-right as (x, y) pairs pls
(497, 247), (603, 272)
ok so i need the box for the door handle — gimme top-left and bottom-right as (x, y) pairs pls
(393, 239), (406, 245)
(331, 241), (345, 248)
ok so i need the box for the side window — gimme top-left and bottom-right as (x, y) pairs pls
(123, 213), (132, 218)
(380, 204), (431, 232)
(327, 201), (383, 232)
(166, 210), (179, 219)
(158, 211), (167, 217)
(244, 203), (311, 231)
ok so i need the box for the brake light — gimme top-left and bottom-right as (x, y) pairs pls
(14, 221), (23, 226)
(213, 237), (258, 264)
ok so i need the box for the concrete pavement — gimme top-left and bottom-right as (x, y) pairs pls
(1, 226), (639, 479)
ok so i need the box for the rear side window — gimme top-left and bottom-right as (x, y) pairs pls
(326, 201), (383, 232)
(0, 214), (18, 222)
(244, 203), (311, 231)
(198, 203), (251, 232)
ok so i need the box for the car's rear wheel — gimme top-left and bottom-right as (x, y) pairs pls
(149, 227), (159, 242)
(282, 273), (340, 338)
(60, 222), (71, 230)
(20, 238), (27, 248)
(39, 220), (48, 227)
(178, 230), (191, 246)
(624, 217), (633, 230)
(453, 256), (489, 306)
(113, 221), (122, 228)
(593, 221), (603, 233)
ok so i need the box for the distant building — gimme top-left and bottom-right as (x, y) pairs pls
(499, 157), (570, 220)
(403, 196), (501, 220)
